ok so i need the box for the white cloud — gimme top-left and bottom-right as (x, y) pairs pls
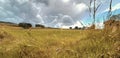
(62, 0), (70, 3)
(112, 3), (120, 11)
(103, 3), (120, 12)
(75, 3), (88, 14)
(0, 0), (119, 28)
(0, 0), (89, 28)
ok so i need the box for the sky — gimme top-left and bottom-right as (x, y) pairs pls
(0, 0), (120, 28)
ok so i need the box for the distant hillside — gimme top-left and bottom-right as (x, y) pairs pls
(0, 21), (17, 27)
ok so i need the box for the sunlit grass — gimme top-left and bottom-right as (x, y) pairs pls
(0, 26), (120, 58)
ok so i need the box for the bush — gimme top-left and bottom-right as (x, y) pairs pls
(35, 24), (45, 28)
(75, 26), (79, 29)
(19, 23), (32, 29)
(69, 27), (72, 29)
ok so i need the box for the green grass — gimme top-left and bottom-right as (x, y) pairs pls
(0, 26), (120, 58)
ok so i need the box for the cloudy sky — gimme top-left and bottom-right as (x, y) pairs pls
(0, 0), (120, 28)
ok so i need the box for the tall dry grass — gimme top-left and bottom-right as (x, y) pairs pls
(0, 26), (119, 58)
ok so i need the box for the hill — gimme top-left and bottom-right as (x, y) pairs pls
(0, 21), (18, 27)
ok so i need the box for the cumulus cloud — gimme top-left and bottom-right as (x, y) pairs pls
(0, 0), (119, 28)
(0, 0), (89, 28)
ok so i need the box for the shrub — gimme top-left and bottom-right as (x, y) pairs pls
(75, 26), (79, 29)
(35, 24), (45, 28)
(19, 23), (32, 29)
(69, 27), (72, 29)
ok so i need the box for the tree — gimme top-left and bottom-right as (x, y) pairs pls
(93, 0), (101, 25)
(88, 0), (101, 29)
(107, 0), (112, 19)
(88, 0), (92, 18)
(19, 23), (32, 29)
(35, 24), (45, 28)
(69, 27), (72, 29)
(75, 26), (79, 29)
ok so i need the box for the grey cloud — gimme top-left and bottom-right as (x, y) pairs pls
(0, 0), (111, 28)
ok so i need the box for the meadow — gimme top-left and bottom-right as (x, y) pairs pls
(0, 25), (120, 58)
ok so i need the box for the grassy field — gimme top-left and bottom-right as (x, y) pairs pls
(0, 25), (120, 58)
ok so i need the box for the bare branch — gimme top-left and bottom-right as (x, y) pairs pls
(93, 0), (96, 24)
(108, 0), (112, 19)
(95, 3), (101, 12)
(88, 0), (93, 18)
